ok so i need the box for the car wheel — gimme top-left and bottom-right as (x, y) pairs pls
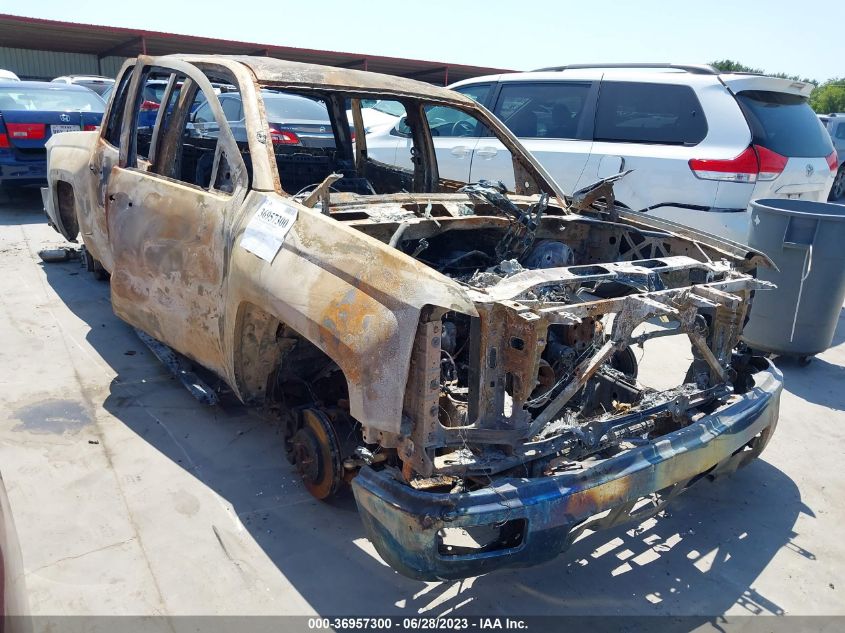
(831, 165), (845, 201)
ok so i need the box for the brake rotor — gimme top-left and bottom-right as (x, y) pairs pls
(290, 407), (344, 500)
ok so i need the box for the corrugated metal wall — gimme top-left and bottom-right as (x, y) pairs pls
(99, 56), (127, 78)
(0, 46), (127, 80)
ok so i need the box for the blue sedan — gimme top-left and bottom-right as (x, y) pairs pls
(0, 81), (105, 188)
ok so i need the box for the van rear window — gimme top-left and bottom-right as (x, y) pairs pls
(736, 91), (833, 157)
(594, 82), (707, 145)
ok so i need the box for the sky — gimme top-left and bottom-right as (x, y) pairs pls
(3, 0), (843, 82)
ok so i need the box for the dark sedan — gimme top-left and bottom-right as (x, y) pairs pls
(0, 82), (105, 188)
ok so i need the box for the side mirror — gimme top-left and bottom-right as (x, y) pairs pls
(391, 115), (411, 138)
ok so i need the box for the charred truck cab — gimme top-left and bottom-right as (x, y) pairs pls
(43, 55), (782, 581)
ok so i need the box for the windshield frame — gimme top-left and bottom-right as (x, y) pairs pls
(255, 83), (567, 207)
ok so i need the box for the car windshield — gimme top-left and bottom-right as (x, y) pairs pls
(262, 91), (330, 122)
(369, 100), (405, 116)
(737, 91), (833, 157)
(78, 81), (113, 96)
(0, 86), (105, 112)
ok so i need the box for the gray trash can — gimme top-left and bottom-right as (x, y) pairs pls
(742, 198), (845, 359)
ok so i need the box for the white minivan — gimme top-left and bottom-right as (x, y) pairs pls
(367, 64), (837, 242)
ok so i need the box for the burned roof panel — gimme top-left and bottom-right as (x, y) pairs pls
(171, 54), (479, 103)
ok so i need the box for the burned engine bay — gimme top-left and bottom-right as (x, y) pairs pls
(290, 181), (772, 494)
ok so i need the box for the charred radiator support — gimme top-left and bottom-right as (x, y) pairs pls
(397, 256), (772, 479)
(399, 316), (443, 476)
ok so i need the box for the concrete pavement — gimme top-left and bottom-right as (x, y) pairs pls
(0, 192), (843, 619)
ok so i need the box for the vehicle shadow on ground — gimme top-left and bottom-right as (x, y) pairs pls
(777, 356), (845, 410)
(0, 189), (47, 224)
(39, 259), (811, 618)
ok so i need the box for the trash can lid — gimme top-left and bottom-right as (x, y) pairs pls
(752, 198), (845, 222)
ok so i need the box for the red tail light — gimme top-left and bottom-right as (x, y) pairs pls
(270, 126), (300, 145)
(6, 122), (46, 140)
(0, 133), (9, 148)
(83, 124), (99, 132)
(139, 100), (160, 112)
(755, 145), (789, 181)
(827, 150), (839, 173)
(689, 145), (787, 183)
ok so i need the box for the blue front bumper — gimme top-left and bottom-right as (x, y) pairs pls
(0, 157), (47, 187)
(352, 360), (783, 580)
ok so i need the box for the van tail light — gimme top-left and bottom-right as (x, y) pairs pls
(83, 124), (99, 132)
(269, 126), (300, 145)
(139, 100), (160, 112)
(755, 145), (789, 181)
(827, 150), (839, 173)
(689, 145), (787, 183)
(0, 133), (9, 148)
(6, 122), (46, 140)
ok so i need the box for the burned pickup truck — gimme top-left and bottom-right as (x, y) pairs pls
(43, 55), (782, 580)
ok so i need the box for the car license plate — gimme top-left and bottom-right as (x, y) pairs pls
(50, 124), (80, 134)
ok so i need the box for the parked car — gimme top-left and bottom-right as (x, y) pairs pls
(0, 81), (105, 189)
(191, 89), (336, 147)
(115, 78), (170, 128)
(44, 55), (781, 581)
(819, 113), (845, 200)
(51, 74), (115, 96)
(401, 63), (834, 243)
(0, 69), (20, 82)
(102, 78), (186, 125)
(102, 79), (233, 131)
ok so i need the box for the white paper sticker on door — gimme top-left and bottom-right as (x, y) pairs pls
(240, 199), (298, 262)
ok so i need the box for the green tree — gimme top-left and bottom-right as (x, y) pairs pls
(710, 59), (816, 84)
(768, 71), (817, 84)
(809, 79), (845, 113)
(710, 59), (764, 74)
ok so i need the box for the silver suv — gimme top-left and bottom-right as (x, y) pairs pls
(820, 113), (845, 200)
(51, 74), (115, 96)
(448, 64), (837, 242)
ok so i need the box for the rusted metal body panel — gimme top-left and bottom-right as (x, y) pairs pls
(212, 55), (490, 104)
(43, 54), (784, 580)
(222, 191), (477, 430)
(106, 168), (235, 376)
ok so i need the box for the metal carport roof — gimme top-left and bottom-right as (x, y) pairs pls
(0, 13), (512, 85)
